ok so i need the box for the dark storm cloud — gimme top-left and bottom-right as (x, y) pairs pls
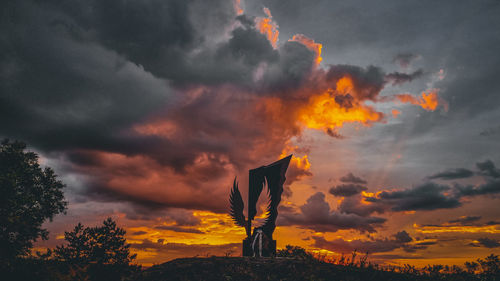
(311, 231), (428, 254)
(476, 160), (500, 179)
(279, 192), (386, 233)
(339, 172), (367, 184)
(336, 160), (500, 216)
(477, 238), (500, 248)
(422, 218), (498, 229)
(366, 182), (462, 211)
(385, 69), (423, 85)
(329, 184), (366, 197)
(338, 195), (387, 217)
(448, 216), (482, 225)
(394, 230), (413, 243)
(0, 0), (399, 217)
(326, 65), (385, 101)
(456, 180), (500, 197)
(428, 168), (474, 180)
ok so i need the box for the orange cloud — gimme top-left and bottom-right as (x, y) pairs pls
(255, 8), (279, 48)
(396, 89), (448, 111)
(233, 0), (244, 16)
(290, 34), (323, 66)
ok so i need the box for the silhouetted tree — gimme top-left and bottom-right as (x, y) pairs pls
(54, 218), (137, 266)
(54, 218), (138, 281)
(0, 139), (67, 262)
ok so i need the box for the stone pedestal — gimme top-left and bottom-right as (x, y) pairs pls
(242, 238), (276, 257)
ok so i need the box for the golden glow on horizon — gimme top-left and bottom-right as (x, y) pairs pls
(414, 223), (500, 234)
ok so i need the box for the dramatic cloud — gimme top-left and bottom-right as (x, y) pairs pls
(1, 0), (452, 219)
(476, 160), (500, 179)
(428, 168), (474, 180)
(311, 231), (429, 254)
(0, 0), (497, 267)
(448, 216), (482, 225)
(366, 182), (462, 211)
(329, 184), (367, 197)
(339, 172), (367, 184)
(279, 192), (386, 233)
(385, 69), (423, 85)
(456, 180), (500, 197)
(336, 161), (500, 218)
(476, 238), (500, 248)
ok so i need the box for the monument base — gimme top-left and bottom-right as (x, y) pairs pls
(242, 238), (276, 257)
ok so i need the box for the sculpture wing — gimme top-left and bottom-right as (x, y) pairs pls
(248, 167), (266, 221)
(259, 155), (292, 237)
(229, 178), (247, 228)
(260, 180), (277, 235)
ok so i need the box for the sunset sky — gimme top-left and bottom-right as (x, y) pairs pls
(1, 0), (500, 267)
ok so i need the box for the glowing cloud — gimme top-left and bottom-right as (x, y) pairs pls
(255, 8), (279, 48)
(396, 89), (448, 111)
(290, 34), (323, 66)
(233, 0), (244, 16)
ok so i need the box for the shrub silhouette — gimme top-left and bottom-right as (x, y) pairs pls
(55, 218), (137, 265)
(54, 218), (138, 281)
(0, 139), (67, 263)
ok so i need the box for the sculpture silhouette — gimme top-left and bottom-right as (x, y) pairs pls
(229, 155), (292, 257)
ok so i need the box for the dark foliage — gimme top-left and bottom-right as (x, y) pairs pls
(139, 252), (500, 281)
(276, 244), (315, 260)
(53, 218), (138, 281)
(54, 218), (137, 266)
(2, 218), (139, 281)
(0, 139), (67, 262)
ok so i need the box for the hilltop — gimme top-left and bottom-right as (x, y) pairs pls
(140, 257), (424, 281)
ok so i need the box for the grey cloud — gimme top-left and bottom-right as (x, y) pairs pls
(456, 180), (500, 197)
(394, 230), (412, 243)
(339, 195), (388, 217)
(329, 184), (367, 197)
(476, 160), (500, 179)
(448, 216), (481, 225)
(480, 126), (500, 137)
(385, 69), (423, 85)
(339, 172), (367, 184)
(393, 53), (421, 69)
(279, 192), (386, 233)
(428, 168), (474, 180)
(477, 238), (500, 248)
(312, 230), (426, 254)
(368, 182), (462, 211)
(326, 65), (385, 101)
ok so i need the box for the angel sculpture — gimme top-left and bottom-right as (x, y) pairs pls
(229, 155), (292, 257)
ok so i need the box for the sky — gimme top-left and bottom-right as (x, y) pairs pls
(1, 0), (500, 267)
